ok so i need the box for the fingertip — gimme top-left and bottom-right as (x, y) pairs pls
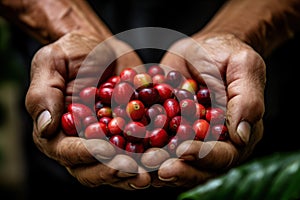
(236, 121), (251, 145)
(36, 110), (52, 137)
(83, 139), (116, 160)
(129, 183), (151, 190)
(141, 147), (170, 169)
(176, 140), (200, 160)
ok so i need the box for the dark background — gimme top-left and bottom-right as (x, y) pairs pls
(0, 0), (299, 199)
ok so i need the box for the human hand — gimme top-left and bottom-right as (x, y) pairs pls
(25, 32), (151, 190)
(146, 33), (266, 188)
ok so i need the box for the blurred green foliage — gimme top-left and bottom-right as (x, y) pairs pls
(178, 150), (300, 200)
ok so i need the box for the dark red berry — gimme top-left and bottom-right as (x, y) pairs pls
(84, 122), (108, 139)
(147, 65), (165, 77)
(154, 83), (174, 103)
(82, 115), (98, 127)
(176, 124), (195, 141)
(106, 75), (120, 85)
(152, 74), (165, 85)
(98, 87), (114, 105)
(120, 67), (137, 83)
(79, 86), (98, 106)
(210, 124), (228, 141)
(67, 103), (94, 120)
(193, 119), (210, 141)
(108, 116), (125, 135)
(163, 98), (180, 119)
(61, 112), (81, 136)
(112, 82), (135, 105)
(195, 103), (206, 119)
(169, 116), (188, 134)
(123, 121), (146, 143)
(99, 81), (115, 89)
(145, 105), (162, 121)
(125, 142), (145, 158)
(126, 100), (145, 121)
(109, 135), (126, 153)
(133, 73), (153, 89)
(205, 107), (225, 124)
(180, 99), (197, 118)
(153, 114), (170, 130)
(112, 105), (128, 119)
(174, 88), (195, 101)
(149, 128), (169, 148)
(138, 87), (160, 106)
(196, 87), (211, 106)
(98, 116), (112, 125)
(165, 70), (183, 88)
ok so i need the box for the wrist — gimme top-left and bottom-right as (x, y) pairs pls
(0, 0), (113, 44)
(194, 0), (300, 58)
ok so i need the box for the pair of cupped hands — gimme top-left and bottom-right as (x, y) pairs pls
(25, 30), (266, 190)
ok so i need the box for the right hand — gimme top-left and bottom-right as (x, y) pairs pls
(145, 33), (266, 188)
(25, 32), (151, 190)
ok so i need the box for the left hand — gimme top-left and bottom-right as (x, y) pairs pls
(143, 33), (266, 188)
(25, 32), (150, 190)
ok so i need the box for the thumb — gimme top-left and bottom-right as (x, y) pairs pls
(25, 46), (66, 138)
(226, 51), (266, 147)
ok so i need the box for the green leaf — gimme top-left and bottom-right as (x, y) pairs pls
(178, 151), (300, 200)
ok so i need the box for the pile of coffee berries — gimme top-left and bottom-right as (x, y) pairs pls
(61, 65), (228, 157)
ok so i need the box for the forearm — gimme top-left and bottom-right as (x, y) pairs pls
(196, 0), (300, 57)
(0, 0), (112, 44)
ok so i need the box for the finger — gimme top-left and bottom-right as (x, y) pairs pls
(239, 119), (264, 161)
(176, 140), (239, 170)
(187, 45), (266, 147)
(33, 130), (116, 167)
(160, 52), (191, 78)
(140, 147), (170, 169)
(154, 158), (218, 188)
(67, 154), (151, 190)
(25, 34), (116, 138)
(226, 50), (266, 146)
(25, 45), (66, 138)
(114, 166), (151, 190)
(160, 38), (193, 78)
(66, 156), (136, 188)
(107, 38), (145, 74)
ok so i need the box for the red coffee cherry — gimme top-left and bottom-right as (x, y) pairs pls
(149, 128), (169, 148)
(147, 65), (165, 77)
(120, 67), (137, 83)
(163, 98), (180, 119)
(61, 112), (81, 136)
(61, 65), (229, 161)
(84, 122), (108, 139)
(109, 135), (126, 153)
(108, 116), (126, 135)
(79, 86), (98, 106)
(123, 121), (146, 143)
(193, 119), (210, 141)
(210, 124), (228, 141)
(179, 98), (197, 118)
(112, 82), (135, 105)
(126, 100), (145, 121)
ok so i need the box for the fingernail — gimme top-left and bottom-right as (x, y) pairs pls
(237, 121), (251, 144)
(37, 110), (52, 133)
(129, 183), (150, 190)
(116, 171), (137, 178)
(158, 176), (177, 182)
